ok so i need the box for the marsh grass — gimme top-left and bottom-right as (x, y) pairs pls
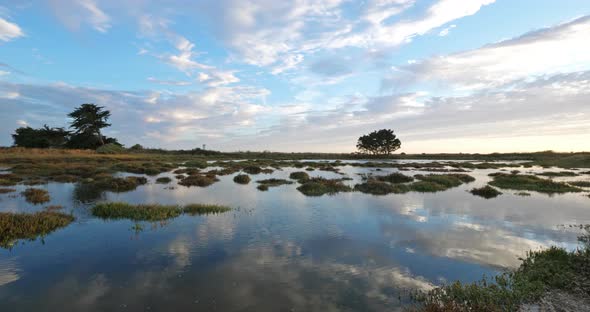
(44, 205), (64, 211)
(242, 166), (262, 174)
(92, 202), (231, 221)
(354, 180), (409, 195)
(22, 188), (50, 204)
(92, 202), (181, 221)
(289, 171), (309, 181)
(233, 174), (251, 184)
(470, 186), (502, 199)
(178, 174), (219, 187)
(515, 192), (531, 196)
(86, 176), (148, 192)
(0, 187), (16, 194)
(489, 174), (582, 194)
(568, 181), (590, 187)
(376, 172), (414, 184)
(411, 244), (590, 312)
(155, 177), (172, 184)
(184, 160), (208, 169)
(257, 184), (269, 191)
(0, 173), (22, 186)
(183, 204), (231, 215)
(297, 177), (352, 196)
(536, 171), (579, 177)
(0, 211), (74, 249)
(256, 179), (293, 187)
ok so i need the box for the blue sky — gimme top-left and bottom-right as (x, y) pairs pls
(1, 0), (589, 152)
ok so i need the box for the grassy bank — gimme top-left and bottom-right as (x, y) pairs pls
(410, 228), (590, 311)
(0, 211), (75, 249)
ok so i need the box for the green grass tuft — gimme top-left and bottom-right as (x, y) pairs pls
(182, 204), (231, 215)
(354, 180), (410, 195)
(257, 178), (293, 187)
(297, 177), (352, 196)
(0, 187), (16, 194)
(92, 202), (181, 221)
(289, 171), (310, 181)
(568, 181), (590, 187)
(489, 173), (582, 194)
(178, 174), (219, 187)
(470, 185), (502, 199)
(376, 172), (414, 184)
(0, 211), (74, 249)
(155, 177), (172, 184)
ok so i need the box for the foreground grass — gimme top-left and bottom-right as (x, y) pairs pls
(91, 202), (231, 221)
(489, 173), (582, 194)
(410, 228), (590, 311)
(0, 211), (74, 249)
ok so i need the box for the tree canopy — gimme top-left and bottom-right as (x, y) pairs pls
(356, 129), (401, 155)
(12, 125), (70, 148)
(68, 104), (111, 146)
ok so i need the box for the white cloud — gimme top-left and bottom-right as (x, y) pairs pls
(438, 24), (455, 36)
(386, 16), (590, 90)
(0, 17), (24, 41)
(48, 0), (111, 33)
(147, 77), (191, 86)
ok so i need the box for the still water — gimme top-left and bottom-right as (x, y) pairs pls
(1, 163), (589, 311)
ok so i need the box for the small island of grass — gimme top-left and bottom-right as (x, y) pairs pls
(0, 211), (75, 249)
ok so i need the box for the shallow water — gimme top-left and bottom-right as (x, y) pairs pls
(1, 163), (589, 311)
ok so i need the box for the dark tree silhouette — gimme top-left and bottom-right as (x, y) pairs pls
(12, 125), (70, 148)
(68, 104), (111, 147)
(356, 129), (401, 155)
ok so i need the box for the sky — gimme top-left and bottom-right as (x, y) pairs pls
(0, 0), (589, 153)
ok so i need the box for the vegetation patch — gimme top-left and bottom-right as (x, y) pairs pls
(375, 172), (414, 184)
(22, 188), (51, 204)
(536, 171), (579, 177)
(515, 192), (531, 197)
(411, 241), (590, 312)
(568, 181), (590, 187)
(256, 179), (294, 187)
(155, 177), (172, 184)
(92, 202), (182, 221)
(354, 180), (409, 195)
(0, 211), (74, 249)
(182, 204), (231, 215)
(0, 173), (22, 186)
(178, 174), (219, 187)
(470, 185), (503, 199)
(233, 174), (251, 184)
(242, 166), (262, 174)
(85, 176), (148, 192)
(257, 184), (269, 191)
(96, 143), (125, 154)
(297, 178), (352, 196)
(0, 187), (16, 194)
(289, 171), (310, 181)
(184, 160), (208, 169)
(489, 173), (582, 194)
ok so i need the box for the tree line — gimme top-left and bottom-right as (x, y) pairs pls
(356, 129), (401, 155)
(12, 104), (118, 149)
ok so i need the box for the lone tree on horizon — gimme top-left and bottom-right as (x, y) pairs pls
(68, 104), (111, 147)
(356, 129), (401, 155)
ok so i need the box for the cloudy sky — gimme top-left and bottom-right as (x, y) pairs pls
(0, 0), (589, 153)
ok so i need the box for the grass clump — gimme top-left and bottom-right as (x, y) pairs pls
(256, 179), (293, 188)
(536, 171), (579, 177)
(0, 187), (16, 194)
(515, 192), (531, 197)
(182, 204), (231, 215)
(0, 173), (22, 186)
(470, 185), (502, 199)
(178, 174), (219, 187)
(88, 176), (148, 192)
(242, 166), (262, 174)
(354, 180), (409, 195)
(375, 172), (414, 184)
(0, 211), (74, 249)
(289, 171), (310, 181)
(22, 188), (51, 204)
(257, 184), (269, 191)
(568, 181), (590, 187)
(489, 173), (582, 194)
(415, 174), (475, 187)
(296, 177), (352, 196)
(155, 177), (172, 184)
(92, 202), (182, 221)
(233, 174), (251, 184)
